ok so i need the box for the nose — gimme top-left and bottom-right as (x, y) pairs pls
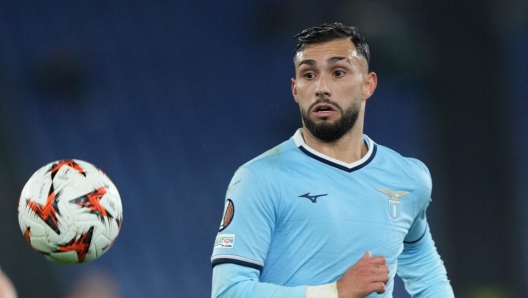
(315, 75), (331, 98)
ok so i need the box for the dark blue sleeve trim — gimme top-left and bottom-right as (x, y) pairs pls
(404, 227), (428, 244)
(211, 258), (263, 271)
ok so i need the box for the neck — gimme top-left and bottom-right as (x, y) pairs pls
(301, 126), (367, 164)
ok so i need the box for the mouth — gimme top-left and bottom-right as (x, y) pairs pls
(311, 103), (338, 118)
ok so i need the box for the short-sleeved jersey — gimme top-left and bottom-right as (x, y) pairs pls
(211, 129), (432, 295)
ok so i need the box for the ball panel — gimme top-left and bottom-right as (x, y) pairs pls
(93, 234), (113, 256)
(47, 251), (79, 264)
(19, 215), (47, 239)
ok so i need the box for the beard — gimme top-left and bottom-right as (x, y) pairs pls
(301, 98), (360, 143)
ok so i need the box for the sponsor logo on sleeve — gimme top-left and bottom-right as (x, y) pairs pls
(214, 234), (235, 249)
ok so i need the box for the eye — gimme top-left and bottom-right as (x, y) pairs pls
(333, 70), (345, 77)
(303, 72), (316, 79)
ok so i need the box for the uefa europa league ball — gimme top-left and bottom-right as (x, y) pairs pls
(18, 159), (123, 264)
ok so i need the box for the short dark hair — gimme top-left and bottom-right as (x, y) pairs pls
(294, 22), (370, 64)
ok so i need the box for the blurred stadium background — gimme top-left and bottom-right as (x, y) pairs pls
(0, 0), (527, 297)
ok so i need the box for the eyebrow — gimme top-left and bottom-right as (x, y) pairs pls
(328, 56), (349, 64)
(298, 59), (316, 67)
(298, 56), (350, 67)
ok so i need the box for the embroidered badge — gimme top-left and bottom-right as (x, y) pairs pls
(219, 199), (234, 232)
(376, 188), (410, 219)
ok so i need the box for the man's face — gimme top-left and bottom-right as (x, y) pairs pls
(291, 38), (376, 142)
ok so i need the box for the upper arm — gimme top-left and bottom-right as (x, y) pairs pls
(404, 158), (432, 243)
(211, 166), (277, 272)
(397, 160), (453, 297)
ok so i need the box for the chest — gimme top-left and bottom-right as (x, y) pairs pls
(271, 170), (422, 259)
(278, 170), (418, 222)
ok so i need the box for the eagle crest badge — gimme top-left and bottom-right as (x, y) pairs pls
(376, 188), (410, 219)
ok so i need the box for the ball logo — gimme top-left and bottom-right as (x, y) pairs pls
(218, 199), (234, 232)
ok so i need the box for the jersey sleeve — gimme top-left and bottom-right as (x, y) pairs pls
(211, 165), (276, 271)
(397, 225), (454, 297)
(404, 158), (432, 243)
(397, 160), (454, 297)
(211, 166), (307, 297)
(212, 263), (305, 298)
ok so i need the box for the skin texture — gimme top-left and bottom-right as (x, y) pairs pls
(291, 39), (388, 297)
(291, 38), (377, 164)
(336, 251), (390, 298)
(0, 271), (17, 298)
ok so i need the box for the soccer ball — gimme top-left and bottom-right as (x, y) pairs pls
(18, 159), (123, 264)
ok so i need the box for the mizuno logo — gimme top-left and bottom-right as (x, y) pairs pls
(299, 192), (328, 203)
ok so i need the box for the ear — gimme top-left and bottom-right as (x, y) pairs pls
(362, 72), (377, 100)
(291, 78), (298, 103)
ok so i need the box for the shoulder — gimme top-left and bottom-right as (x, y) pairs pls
(235, 138), (300, 178)
(226, 139), (299, 202)
(373, 141), (432, 190)
(232, 139), (303, 183)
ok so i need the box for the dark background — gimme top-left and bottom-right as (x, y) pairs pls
(0, 1), (526, 297)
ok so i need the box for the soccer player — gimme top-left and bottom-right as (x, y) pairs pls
(211, 23), (454, 297)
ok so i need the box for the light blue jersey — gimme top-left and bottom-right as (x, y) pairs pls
(211, 129), (453, 297)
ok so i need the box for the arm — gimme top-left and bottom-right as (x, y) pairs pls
(212, 263), (305, 298)
(212, 254), (390, 298)
(396, 159), (454, 297)
(397, 224), (454, 297)
(211, 167), (389, 298)
(211, 166), (305, 297)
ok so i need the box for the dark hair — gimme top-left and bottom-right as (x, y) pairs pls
(294, 22), (370, 64)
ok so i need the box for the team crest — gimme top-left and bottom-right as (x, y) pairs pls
(376, 188), (410, 219)
(219, 199), (234, 232)
(388, 200), (401, 219)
